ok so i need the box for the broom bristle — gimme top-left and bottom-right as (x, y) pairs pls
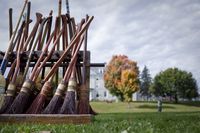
(77, 100), (89, 114)
(59, 91), (75, 114)
(7, 92), (31, 114)
(42, 95), (63, 114)
(26, 94), (46, 114)
(0, 96), (14, 114)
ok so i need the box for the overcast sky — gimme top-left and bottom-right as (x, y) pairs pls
(0, 0), (200, 87)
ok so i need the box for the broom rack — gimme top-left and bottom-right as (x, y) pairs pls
(0, 0), (105, 124)
(0, 50), (105, 124)
(0, 50), (105, 67)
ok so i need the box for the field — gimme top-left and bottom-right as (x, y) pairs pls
(0, 101), (200, 133)
(90, 101), (200, 113)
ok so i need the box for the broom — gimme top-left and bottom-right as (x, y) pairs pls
(0, 20), (27, 113)
(12, 3), (32, 91)
(58, 34), (85, 114)
(41, 53), (76, 114)
(42, 16), (94, 82)
(6, 28), (55, 114)
(0, 11), (32, 107)
(26, 27), (64, 114)
(59, 21), (86, 114)
(77, 15), (96, 114)
(25, 75), (54, 114)
(30, 16), (62, 86)
(27, 16), (93, 114)
(4, 27), (26, 113)
(42, 19), (87, 114)
(59, 65), (77, 114)
(2, 13), (42, 112)
(4, 12), (42, 92)
(26, 15), (69, 114)
(59, 59), (78, 114)
(5, 13), (42, 95)
(4, 18), (27, 92)
(32, 15), (60, 97)
(43, 33), (83, 114)
(6, 20), (60, 114)
(0, 0), (28, 94)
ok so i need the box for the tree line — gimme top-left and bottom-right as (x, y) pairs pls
(104, 55), (199, 103)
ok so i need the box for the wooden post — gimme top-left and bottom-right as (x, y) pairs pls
(85, 51), (90, 113)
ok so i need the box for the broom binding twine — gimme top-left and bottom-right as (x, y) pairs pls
(20, 80), (34, 95)
(67, 78), (77, 92)
(55, 82), (67, 96)
(6, 83), (16, 96)
(40, 81), (52, 96)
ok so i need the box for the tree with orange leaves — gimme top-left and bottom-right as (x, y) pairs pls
(104, 55), (140, 103)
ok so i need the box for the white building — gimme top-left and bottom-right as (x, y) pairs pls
(89, 67), (140, 101)
(90, 67), (116, 101)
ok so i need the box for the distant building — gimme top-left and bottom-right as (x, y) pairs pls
(90, 67), (116, 101)
(89, 67), (140, 101)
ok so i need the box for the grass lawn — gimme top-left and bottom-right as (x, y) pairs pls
(0, 101), (200, 133)
(90, 101), (200, 113)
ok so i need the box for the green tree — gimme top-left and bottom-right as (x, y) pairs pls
(150, 68), (199, 103)
(140, 66), (152, 100)
(104, 55), (140, 103)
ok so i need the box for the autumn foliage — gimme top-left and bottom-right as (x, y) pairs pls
(104, 55), (140, 102)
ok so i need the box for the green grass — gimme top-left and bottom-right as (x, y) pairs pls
(0, 112), (200, 133)
(0, 101), (200, 133)
(90, 101), (200, 113)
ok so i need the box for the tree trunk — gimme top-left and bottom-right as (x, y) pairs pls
(174, 94), (178, 103)
(117, 94), (124, 102)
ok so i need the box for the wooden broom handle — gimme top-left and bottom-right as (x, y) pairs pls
(29, 27), (55, 80)
(22, 13), (43, 51)
(63, 35), (85, 82)
(65, 19), (84, 80)
(22, 14), (44, 82)
(46, 11), (53, 43)
(11, 21), (26, 83)
(32, 26), (65, 82)
(4, 0), (28, 57)
(62, 20), (85, 82)
(82, 14), (89, 84)
(61, 15), (67, 50)
(29, 16), (58, 80)
(6, 14), (42, 82)
(43, 16), (94, 82)
(24, 1), (31, 41)
(7, 19), (26, 81)
(9, 8), (13, 39)
(40, 11), (53, 49)
(0, 0), (28, 74)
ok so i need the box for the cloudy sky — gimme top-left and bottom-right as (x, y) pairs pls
(0, 0), (200, 87)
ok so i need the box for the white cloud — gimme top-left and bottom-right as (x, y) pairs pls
(0, 0), (200, 87)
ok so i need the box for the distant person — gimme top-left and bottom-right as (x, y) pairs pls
(157, 96), (162, 112)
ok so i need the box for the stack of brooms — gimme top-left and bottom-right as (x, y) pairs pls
(0, 0), (96, 115)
